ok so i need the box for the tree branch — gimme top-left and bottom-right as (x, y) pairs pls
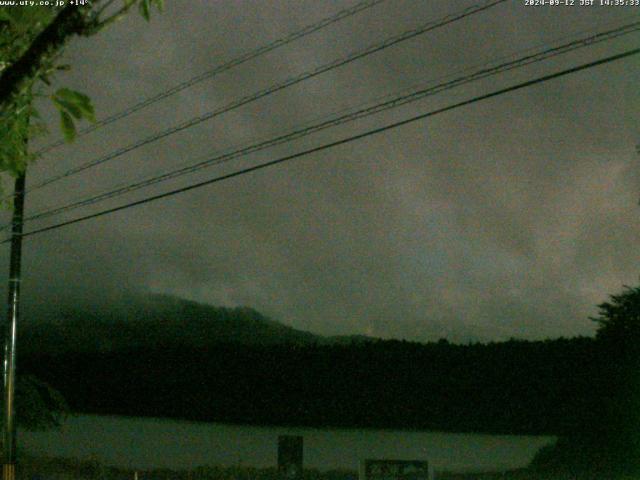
(91, 1), (138, 34)
(0, 4), (96, 111)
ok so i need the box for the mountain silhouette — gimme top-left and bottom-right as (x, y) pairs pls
(21, 293), (373, 354)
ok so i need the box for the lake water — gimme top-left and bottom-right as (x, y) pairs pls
(21, 415), (555, 473)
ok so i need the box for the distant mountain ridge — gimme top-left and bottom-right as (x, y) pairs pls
(22, 293), (374, 354)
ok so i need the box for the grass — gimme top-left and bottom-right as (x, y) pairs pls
(16, 455), (358, 480)
(14, 455), (638, 480)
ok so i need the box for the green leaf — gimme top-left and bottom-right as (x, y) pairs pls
(53, 97), (82, 120)
(55, 87), (90, 106)
(139, 0), (151, 21)
(54, 88), (95, 123)
(60, 110), (76, 143)
(151, 0), (164, 12)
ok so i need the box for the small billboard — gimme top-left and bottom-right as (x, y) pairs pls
(360, 459), (433, 480)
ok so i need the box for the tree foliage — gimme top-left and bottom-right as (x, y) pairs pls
(0, 6), (53, 175)
(592, 283), (640, 350)
(592, 282), (640, 465)
(0, 374), (68, 431)
(530, 281), (640, 477)
(0, 0), (163, 180)
(14, 375), (69, 430)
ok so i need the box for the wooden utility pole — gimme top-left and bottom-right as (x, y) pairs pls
(2, 171), (26, 480)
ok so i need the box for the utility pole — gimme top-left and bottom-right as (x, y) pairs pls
(2, 170), (26, 480)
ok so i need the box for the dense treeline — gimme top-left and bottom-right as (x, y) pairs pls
(21, 336), (600, 435)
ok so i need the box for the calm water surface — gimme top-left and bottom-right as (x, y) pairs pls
(21, 415), (555, 473)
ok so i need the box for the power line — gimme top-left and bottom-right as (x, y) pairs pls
(20, 0), (507, 199)
(8, 46), (638, 243)
(29, 0), (507, 191)
(35, 0), (388, 155)
(13, 19), (640, 230)
(36, 13), (638, 217)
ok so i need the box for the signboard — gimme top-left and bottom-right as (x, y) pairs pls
(360, 459), (432, 480)
(278, 435), (303, 480)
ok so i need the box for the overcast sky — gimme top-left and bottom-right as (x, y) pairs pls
(1, 0), (638, 342)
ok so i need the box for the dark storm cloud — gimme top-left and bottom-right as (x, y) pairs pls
(1, 0), (638, 342)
